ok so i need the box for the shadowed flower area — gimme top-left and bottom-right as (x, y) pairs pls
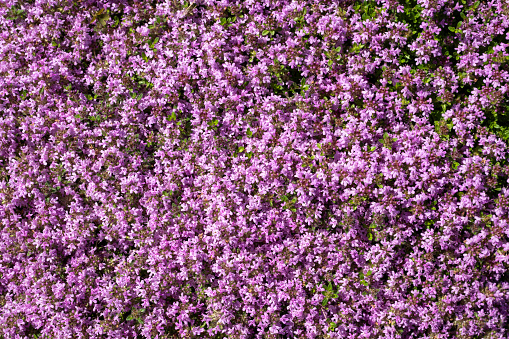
(0, 0), (509, 338)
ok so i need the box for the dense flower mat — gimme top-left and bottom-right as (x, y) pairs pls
(1, 0), (509, 338)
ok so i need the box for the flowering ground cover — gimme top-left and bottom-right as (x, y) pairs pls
(1, 0), (509, 338)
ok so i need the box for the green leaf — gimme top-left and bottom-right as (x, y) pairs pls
(151, 37), (160, 48)
(246, 128), (253, 137)
(97, 14), (109, 27)
(460, 12), (466, 20)
(262, 30), (270, 36)
(352, 43), (365, 53)
(448, 26), (456, 32)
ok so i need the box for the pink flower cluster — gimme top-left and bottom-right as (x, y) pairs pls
(1, 0), (509, 338)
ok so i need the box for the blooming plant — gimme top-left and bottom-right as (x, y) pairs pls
(1, 0), (509, 338)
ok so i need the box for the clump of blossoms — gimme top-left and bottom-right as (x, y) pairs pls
(1, 0), (509, 338)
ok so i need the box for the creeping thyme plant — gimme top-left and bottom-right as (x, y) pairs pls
(1, 0), (509, 338)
